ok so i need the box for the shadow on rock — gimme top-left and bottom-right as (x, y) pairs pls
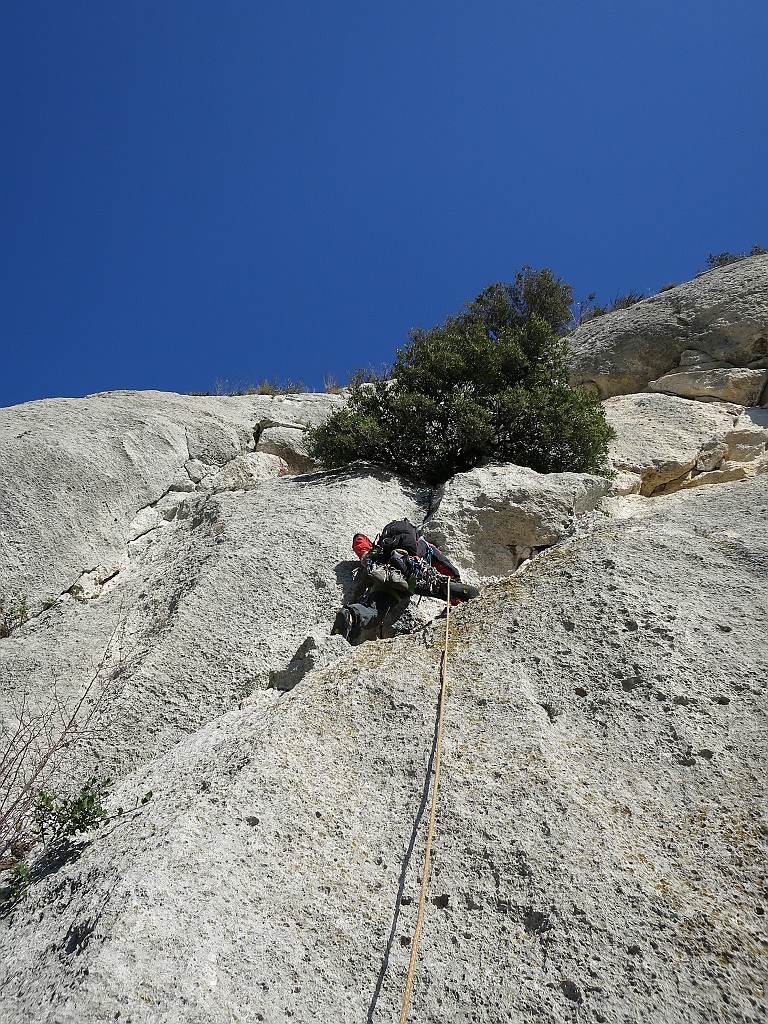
(334, 559), (368, 606)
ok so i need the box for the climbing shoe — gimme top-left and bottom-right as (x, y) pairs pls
(369, 565), (410, 595)
(331, 607), (355, 639)
(433, 579), (481, 602)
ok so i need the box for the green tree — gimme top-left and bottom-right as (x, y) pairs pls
(307, 268), (614, 486)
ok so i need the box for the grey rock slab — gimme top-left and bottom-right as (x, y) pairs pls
(0, 467), (432, 780)
(247, 391), (345, 429)
(425, 463), (611, 576)
(568, 254), (768, 397)
(0, 390), (342, 606)
(1, 476), (765, 1024)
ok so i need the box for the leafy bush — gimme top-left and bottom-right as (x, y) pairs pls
(307, 268), (614, 485)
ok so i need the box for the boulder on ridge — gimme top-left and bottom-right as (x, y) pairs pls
(568, 254), (768, 400)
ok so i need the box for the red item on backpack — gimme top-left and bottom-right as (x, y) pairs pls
(352, 533), (373, 561)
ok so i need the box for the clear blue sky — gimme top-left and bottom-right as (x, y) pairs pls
(2, 1), (767, 407)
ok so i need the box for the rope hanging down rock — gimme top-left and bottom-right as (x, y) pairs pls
(398, 578), (451, 1024)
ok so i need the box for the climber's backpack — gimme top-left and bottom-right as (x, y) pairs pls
(377, 519), (419, 559)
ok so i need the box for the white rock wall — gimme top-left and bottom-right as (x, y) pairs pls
(0, 471), (765, 1024)
(568, 255), (768, 402)
(0, 390), (343, 604)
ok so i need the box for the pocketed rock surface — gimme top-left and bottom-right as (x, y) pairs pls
(1, 458), (766, 1023)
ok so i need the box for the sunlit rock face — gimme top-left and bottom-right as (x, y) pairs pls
(604, 392), (768, 495)
(1, 267), (766, 1024)
(0, 389), (344, 605)
(568, 254), (768, 403)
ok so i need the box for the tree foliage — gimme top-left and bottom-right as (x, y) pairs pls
(306, 268), (615, 485)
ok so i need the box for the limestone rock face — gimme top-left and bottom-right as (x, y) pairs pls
(0, 389), (766, 1024)
(1, 464), (765, 1024)
(568, 255), (768, 399)
(605, 392), (768, 495)
(425, 463), (611, 575)
(0, 390), (342, 606)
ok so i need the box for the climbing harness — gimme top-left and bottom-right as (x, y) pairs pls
(398, 578), (451, 1024)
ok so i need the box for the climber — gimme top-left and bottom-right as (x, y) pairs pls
(331, 518), (479, 642)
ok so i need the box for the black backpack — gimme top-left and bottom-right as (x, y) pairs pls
(377, 519), (419, 559)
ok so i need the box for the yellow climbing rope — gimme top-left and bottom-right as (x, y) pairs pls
(398, 578), (451, 1024)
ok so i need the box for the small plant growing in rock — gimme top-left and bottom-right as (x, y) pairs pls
(705, 244), (767, 269)
(3, 862), (30, 908)
(0, 594), (29, 638)
(608, 290), (645, 311)
(1, 778), (113, 907)
(1, 777), (152, 909)
(34, 776), (112, 847)
(572, 289), (645, 325)
(0, 621), (124, 872)
(192, 378), (308, 397)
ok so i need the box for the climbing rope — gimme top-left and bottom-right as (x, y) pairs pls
(398, 578), (451, 1024)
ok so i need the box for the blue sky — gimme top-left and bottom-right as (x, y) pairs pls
(2, 1), (767, 407)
